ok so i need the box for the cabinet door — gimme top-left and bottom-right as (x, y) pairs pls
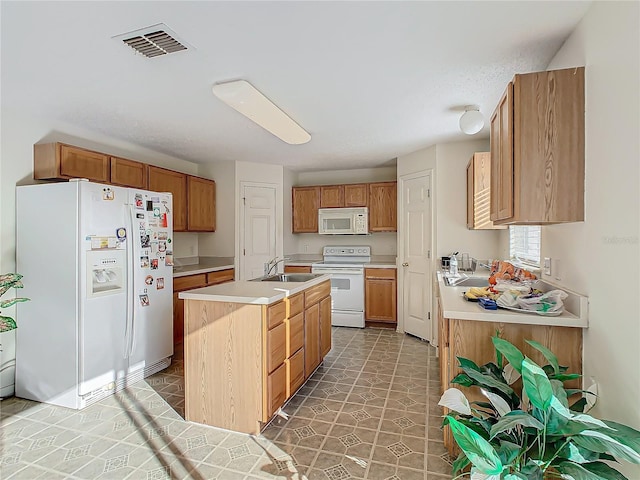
(188, 176), (216, 232)
(267, 322), (287, 374)
(60, 144), (110, 182)
(148, 166), (188, 232)
(468, 153), (505, 230)
(368, 182), (397, 232)
(490, 83), (514, 222)
(286, 312), (304, 357)
(364, 269), (396, 323)
(304, 303), (321, 378)
(344, 184), (368, 207)
(320, 296), (332, 357)
(320, 185), (344, 207)
(267, 363), (287, 418)
(292, 187), (320, 233)
(110, 157), (147, 189)
(286, 348), (305, 398)
(466, 159), (474, 229)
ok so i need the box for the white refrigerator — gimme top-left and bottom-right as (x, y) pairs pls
(16, 180), (174, 409)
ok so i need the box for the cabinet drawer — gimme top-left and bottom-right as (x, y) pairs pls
(365, 268), (396, 280)
(286, 312), (304, 357)
(284, 266), (312, 274)
(267, 322), (287, 374)
(287, 292), (304, 317)
(173, 274), (207, 292)
(267, 363), (287, 418)
(266, 301), (286, 329)
(207, 269), (234, 285)
(286, 348), (305, 398)
(304, 281), (330, 308)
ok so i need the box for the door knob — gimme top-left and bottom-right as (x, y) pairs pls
(402, 262), (409, 267)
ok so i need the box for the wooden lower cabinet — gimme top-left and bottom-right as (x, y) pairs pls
(304, 303), (321, 377)
(284, 265), (312, 274)
(183, 280), (331, 434)
(173, 269), (234, 346)
(438, 315), (583, 456)
(364, 268), (397, 326)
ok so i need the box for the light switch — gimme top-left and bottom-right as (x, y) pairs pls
(543, 257), (551, 276)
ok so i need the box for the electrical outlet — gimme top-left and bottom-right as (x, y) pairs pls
(543, 257), (551, 276)
(304, 244), (309, 253)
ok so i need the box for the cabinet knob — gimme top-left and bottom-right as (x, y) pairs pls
(402, 262), (409, 267)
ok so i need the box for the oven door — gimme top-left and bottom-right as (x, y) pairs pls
(311, 266), (364, 312)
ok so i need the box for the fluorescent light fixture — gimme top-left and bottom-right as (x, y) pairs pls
(459, 105), (485, 135)
(212, 80), (311, 145)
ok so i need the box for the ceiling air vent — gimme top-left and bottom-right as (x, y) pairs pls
(114, 24), (191, 58)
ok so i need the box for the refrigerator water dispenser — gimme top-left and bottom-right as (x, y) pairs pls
(87, 249), (126, 297)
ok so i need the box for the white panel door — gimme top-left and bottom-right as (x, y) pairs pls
(400, 173), (432, 341)
(241, 184), (277, 280)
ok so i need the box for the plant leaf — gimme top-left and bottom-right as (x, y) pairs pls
(502, 363), (521, 385)
(550, 395), (572, 419)
(492, 337), (524, 373)
(451, 373), (474, 387)
(599, 420), (640, 452)
(550, 373), (582, 382)
(497, 439), (521, 465)
(556, 460), (628, 480)
(438, 388), (472, 416)
(458, 356), (481, 372)
(470, 469), (501, 480)
(0, 297), (29, 308)
(570, 397), (588, 413)
(480, 388), (511, 417)
(463, 367), (514, 397)
(503, 474), (528, 480)
(550, 379), (569, 408)
(525, 339), (560, 375)
(452, 451), (471, 475)
(521, 358), (553, 410)
(572, 414), (614, 431)
(559, 442), (600, 464)
(573, 430), (640, 464)
(0, 316), (17, 332)
(446, 416), (504, 475)
(489, 410), (544, 439)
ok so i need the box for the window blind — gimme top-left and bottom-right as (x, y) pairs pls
(509, 225), (541, 266)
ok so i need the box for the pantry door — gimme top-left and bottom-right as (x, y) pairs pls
(240, 183), (277, 280)
(398, 171), (433, 341)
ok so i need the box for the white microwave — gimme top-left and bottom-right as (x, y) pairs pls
(318, 207), (369, 235)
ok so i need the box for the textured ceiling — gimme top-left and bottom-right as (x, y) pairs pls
(1, 1), (591, 171)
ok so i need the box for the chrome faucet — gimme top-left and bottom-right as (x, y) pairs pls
(264, 256), (290, 276)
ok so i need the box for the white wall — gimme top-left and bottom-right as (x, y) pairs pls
(198, 160), (236, 257)
(283, 168), (297, 255)
(285, 166), (398, 256)
(544, 4), (639, 476)
(0, 109), (201, 273)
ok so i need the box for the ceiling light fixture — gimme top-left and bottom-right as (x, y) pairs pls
(212, 80), (311, 145)
(459, 105), (485, 135)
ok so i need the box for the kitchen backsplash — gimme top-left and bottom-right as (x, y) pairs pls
(288, 232), (397, 255)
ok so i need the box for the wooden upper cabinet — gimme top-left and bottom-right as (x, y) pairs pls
(292, 186), (320, 233)
(34, 143), (109, 183)
(320, 185), (344, 208)
(187, 176), (216, 232)
(368, 181), (397, 232)
(491, 67), (585, 225)
(109, 156), (147, 189)
(344, 184), (368, 207)
(148, 166), (188, 232)
(467, 153), (506, 230)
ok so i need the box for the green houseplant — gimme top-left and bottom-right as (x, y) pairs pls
(439, 336), (640, 479)
(0, 273), (29, 332)
(0, 273), (29, 397)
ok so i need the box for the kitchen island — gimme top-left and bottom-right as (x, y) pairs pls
(435, 271), (588, 455)
(178, 275), (331, 434)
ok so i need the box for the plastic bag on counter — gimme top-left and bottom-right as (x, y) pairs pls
(493, 280), (536, 293)
(515, 289), (568, 314)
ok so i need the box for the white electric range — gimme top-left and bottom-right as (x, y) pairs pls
(311, 246), (371, 328)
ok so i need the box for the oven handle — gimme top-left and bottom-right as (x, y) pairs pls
(311, 268), (364, 275)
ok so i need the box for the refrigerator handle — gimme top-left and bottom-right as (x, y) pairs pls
(124, 204), (135, 359)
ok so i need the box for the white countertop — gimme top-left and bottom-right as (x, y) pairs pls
(179, 274), (331, 305)
(437, 271), (588, 328)
(173, 257), (234, 278)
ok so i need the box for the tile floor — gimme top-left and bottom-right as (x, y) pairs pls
(0, 328), (452, 479)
